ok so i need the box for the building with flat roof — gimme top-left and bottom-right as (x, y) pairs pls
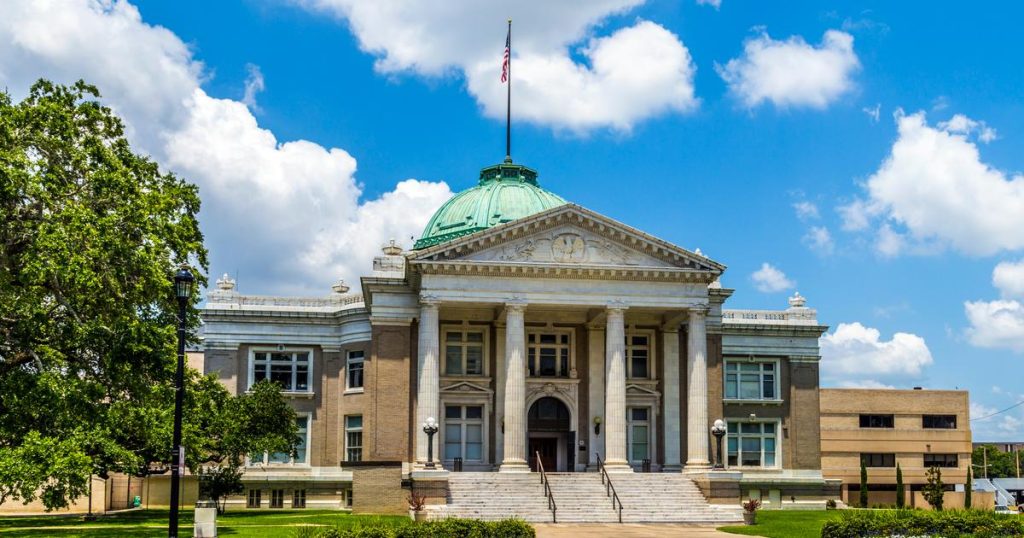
(820, 388), (973, 509)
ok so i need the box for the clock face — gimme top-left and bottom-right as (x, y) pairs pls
(552, 234), (586, 263)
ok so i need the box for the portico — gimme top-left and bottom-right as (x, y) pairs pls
(407, 202), (724, 474)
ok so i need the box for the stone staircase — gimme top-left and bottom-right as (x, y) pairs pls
(429, 472), (743, 524)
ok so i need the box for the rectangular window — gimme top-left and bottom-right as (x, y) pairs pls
(924, 454), (958, 468)
(250, 350), (311, 392)
(724, 361), (777, 400)
(628, 407), (650, 463)
(346, 415), (363, 462)
(293, 489), (306, 509)
(527, 332), (572, 378)
(346, 489), (353, 508)
(923, 415), (957, 429)
(444, 405), (484, 462)
(247, 489), (261, 508)
(444, 329), (485, 376)
(861, 453), (896, 467)
(726, 421), (777, 467)
(256, 416), (310, 465)
(625, 334), (651, 379)
(270, 489), (284, 509)
(346, 350), (364, 390)
(859, 414), (895, 428)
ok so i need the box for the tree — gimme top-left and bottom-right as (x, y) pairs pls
(197, 464), (244, 515)
(860, 458), (869, 508)
(0, 79), (299, 512)
(923, 466), (945, 511)
(965, 467), (972, 509)
(972, 444), (1016, 478)
(896, 464), (905, 509)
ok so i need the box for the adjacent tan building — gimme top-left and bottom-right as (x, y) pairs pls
(820, 388), (974, 508)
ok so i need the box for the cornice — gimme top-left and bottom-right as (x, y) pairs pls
(412, 260), (718, 283)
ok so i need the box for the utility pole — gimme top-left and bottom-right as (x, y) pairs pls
(1016, 447), (1020, 479)
(984, 446), (989, 479)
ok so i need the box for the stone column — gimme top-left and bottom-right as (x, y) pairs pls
(500, 301), (529, 472)
(685, 306), (711, 470)
(586, 326), (605, 468)
(415, 297), (440, 465)
(662, 328), (682, 471)
(604, 305), (631, 471)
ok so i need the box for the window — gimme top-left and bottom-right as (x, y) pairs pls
(724, 361), (777, 400)
(625, 334), (651, 379)
(727, 422), (777, 467)
(444, 329), (485, 376)
(924, 454), (958, 468)
(270, 485), (286, 508)
(444, 405), (484, 462)
(253, 416), (309, 465)
(345, 415), (363, 462)
(247, 489), (261, 508)
(861, 453), (896, 467)
(250, 350), (311, 392)
(627, 407), (650, 463)
(345, 489), (353, 508)
(346, 350), (364, 390)
(859, 414), (895, 428)
(527, 332), (571, 377)
(292, 489), (306, 508)
(923, 415), (957, 429)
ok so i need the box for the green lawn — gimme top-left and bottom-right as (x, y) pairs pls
(0, 509), (408, 537)
(718, 510), (843, 538)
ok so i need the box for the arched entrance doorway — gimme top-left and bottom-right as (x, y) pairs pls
(527, 397), (574, 472)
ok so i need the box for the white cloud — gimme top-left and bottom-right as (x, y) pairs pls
(696, 0), (721, 8)
(841, 111), (1024, 256)
(750, 263), (795, 293)
(0, 0), (452, 295)
(716, 29), (859, 109)
(803, 226), (834, 255)
(242, 63), (265, 112)
(837, 379), (895, 389)
(994, 260), (1024, 299)
(964, 300), (1024, 353)
(297, 0), (698, 132)
(862, 103), (880, 123)
(793, 200), (820, 220)
(971, 401), (1024, 439)
(938, 113), (997, 143)
(820, 322), (934, 385)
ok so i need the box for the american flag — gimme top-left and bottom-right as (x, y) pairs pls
(501, 28), (510, 83)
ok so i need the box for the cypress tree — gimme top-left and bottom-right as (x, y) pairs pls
(860, 458), (869, 508)
(896, 464), (905, 508)
(965, 467), (972, 509)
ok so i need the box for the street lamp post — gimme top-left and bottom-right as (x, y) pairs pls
(711, 419), (727, 470)
(169, 266), (194, 538)
(422, 417), (439, 469)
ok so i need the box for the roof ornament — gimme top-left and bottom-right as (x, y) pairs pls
(788, 291), (807, 309)
(382, 239), (403, 256)
(215, 273), (236, 291)
(331, 279), (350, 294)
(694, 247), (703, 257)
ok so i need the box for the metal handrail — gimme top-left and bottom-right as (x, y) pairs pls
(595, 453), (624, 523)
(535, 451), (557, 523)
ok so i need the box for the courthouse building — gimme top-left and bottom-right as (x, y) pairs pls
(202, 160), (837, 512)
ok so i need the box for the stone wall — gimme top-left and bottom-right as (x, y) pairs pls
(350, 463), (407, 515)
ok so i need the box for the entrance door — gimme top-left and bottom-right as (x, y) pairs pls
(529, 437), (557, 471)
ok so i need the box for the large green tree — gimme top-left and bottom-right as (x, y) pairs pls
(972, 444), (1019, 479)
(0, 80), (296, 510)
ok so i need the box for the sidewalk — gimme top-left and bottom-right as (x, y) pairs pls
(535, 523), (737, 537)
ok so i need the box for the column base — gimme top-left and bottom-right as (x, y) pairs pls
(661, 464), (683, 473)
(683, 461), (712, 474)
(499, 460), (531, 473)
(602, 460), (634, 473)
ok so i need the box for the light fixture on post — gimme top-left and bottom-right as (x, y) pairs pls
(593, 416), (602, 435)
(711, 419), (727, 470)
(168, 265), (194, 538)
(422, 417), (439, 469)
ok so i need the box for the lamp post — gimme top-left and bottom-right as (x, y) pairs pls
(169, 266), (194, 538)
(711, 419), (727, 470)
(422, 417), (439, 469)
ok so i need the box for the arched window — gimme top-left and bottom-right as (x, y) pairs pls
(528, 397), (571, 432)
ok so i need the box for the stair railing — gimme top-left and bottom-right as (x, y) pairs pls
(535, 451), (557, 523)
(595, 453), (624, 523)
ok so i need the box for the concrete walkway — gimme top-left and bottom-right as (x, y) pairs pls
(535, 523), (739, 537)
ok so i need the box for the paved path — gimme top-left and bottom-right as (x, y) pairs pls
(535, 523), (739, 537)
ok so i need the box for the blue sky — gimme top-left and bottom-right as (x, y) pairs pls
(2, 1), (1022, 439)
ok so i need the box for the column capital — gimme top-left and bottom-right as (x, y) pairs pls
(504, 298), (528, 312)
(419, 294), (441, 308)
(688, 305), (709, 318)
(606, 300), (628, 315)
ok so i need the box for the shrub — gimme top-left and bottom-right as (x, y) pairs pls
(296, 518), (534, 538)
(820, 509), (1024, 538)
(825, 499), (837, 510)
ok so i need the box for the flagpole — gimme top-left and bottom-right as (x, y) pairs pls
(505, 18), (512, 163)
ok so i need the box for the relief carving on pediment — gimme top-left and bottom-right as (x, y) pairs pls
(475, 229), (650, 266)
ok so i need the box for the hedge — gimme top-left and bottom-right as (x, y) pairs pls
(821, 509), (1024, 538)
(294, 518), (535, 538)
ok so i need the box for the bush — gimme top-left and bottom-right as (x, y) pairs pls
(825, 499), (837, 510)
(821, 509), (1024, 538)
(295, 518), (534, 538)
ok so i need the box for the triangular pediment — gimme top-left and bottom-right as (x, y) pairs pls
(626, 384), (661, 398)
(440, 381), (494, 395)
(409, 204), (724, 278)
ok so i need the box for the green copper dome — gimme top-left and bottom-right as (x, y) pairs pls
(414, 162), (567, 249)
